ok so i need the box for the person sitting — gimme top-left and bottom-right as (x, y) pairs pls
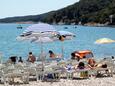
(101, 63), (107, 68)
(75, 62), (88, 78)
(18, 57), (23, 63)
(111, 56), (115, 64)
(77, 62), (85, 69)
(65, 64), (73, 79)
(71, 53), (80, 61)
(27, 52), (36, 63)
(112, 56), (114, 59)
(87, 58), (97, 69)
(9, 56), (17, 64)
(48, 50), (62, 61)
(49, 50), (56, 58)
(71, 53), (76, 60)
(65, 63), (74, 79)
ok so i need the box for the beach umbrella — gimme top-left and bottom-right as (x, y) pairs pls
(17, 23), (58, 41)
(95, 38), (115, 44)
(58, 30), (76, 38)
(17, 23), (58, 43)
(25, 23), (56, 32)
(17, 23), (58, 58)
(57, 31), (76, 58)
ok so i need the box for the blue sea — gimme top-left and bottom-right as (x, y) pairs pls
(0, 24), (115, 61)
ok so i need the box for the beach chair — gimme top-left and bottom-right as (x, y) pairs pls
(61, 63), (75, 79)
(70, 60), (79, 66)
(2, 64), (29, 85)
(111, 59), (115, 73)
(14, 64), (29, 83)
(72, 60), (91, 79)
(0, 70), (7, 86)
(94, 59), (113, 77)
(35, 64), (44, 81)
(25, 65), (38, 81)
(42, 65), (61, 82)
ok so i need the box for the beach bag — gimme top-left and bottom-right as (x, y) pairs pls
(80, 71), (88, 78)
(47, 74), (54, 79)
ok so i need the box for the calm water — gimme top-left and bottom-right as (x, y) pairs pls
(0, 24), (115, 61)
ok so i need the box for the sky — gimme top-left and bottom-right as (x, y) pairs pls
(0, 0), (79, 19)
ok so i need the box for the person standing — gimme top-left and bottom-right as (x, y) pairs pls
(18, 57), (23, 63)
(49, 50), (56, 58)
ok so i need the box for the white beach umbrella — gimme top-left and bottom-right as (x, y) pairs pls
(17, 23), (58, 40)
(95, 38), (115, 44)
(17, 22), (58, 52)
(25, 23), (56, 32)
(16, 23), (59, 45)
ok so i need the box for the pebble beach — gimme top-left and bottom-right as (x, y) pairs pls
(0, 75), (114, 86)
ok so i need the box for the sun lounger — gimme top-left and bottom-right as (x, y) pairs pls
(0, 70), (7, 86)
(42, 65), (61, 82)
(42, 70), (61, 82)
(94, 67), (113, 77)
(2, 64), (29, 85)
(91, 58), (114, 77)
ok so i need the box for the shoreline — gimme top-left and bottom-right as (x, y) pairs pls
(0, 23), (115, 27)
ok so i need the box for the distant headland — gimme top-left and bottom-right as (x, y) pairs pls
(0, 0), (115, 26)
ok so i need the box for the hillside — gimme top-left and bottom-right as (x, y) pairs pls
(0, 0), (115, 25)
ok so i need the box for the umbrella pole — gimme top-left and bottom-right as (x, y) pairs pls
(40, 41), (44, 71)
(61, 41), (64, 59)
